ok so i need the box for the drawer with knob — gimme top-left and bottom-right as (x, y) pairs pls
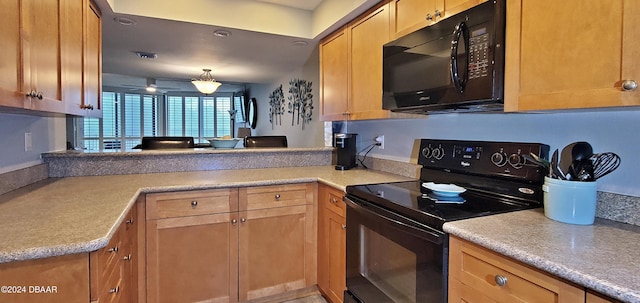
(241, 183), (314, 211)
(324, 186), (345, 217)
(449, 236), (584, 302)
(146, 188), (238, 219)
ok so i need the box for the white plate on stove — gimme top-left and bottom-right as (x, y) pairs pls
(422, 182), (466, 197)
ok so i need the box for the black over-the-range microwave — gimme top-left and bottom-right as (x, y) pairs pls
(383, 0), (506, 114)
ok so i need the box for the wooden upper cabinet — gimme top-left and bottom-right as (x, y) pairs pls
(0, 0), (23, 108)
(83, 0), (102, 117)
(63, 0), (102, 117)
(348, 3), (391, 120)
(1, 0), (101, 116)
(504, 0), (640, 111)
(20, 0), (64, 112)
(390, 0), (487, 39)
(60, 0), (84, 115)
(390, 0), (443, 38)
(320, 2), (391, 121)
(320, 29), (349, 121)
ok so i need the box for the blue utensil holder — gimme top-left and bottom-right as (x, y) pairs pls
(542, 177), (597, 225)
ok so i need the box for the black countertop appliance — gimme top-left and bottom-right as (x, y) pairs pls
(335, 133), (357, 170)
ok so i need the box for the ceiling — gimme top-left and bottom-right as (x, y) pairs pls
(96, 0), (379, 94)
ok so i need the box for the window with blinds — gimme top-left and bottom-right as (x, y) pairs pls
(79, 92), (233, 150)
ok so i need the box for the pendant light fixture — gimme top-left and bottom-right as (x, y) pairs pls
(192, 69), (222, 94)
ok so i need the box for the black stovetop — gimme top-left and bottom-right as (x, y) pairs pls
(345, 180), (540, 230)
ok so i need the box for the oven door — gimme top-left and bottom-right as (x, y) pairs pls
(344, 196), (447, 303)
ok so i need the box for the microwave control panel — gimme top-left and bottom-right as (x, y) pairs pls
(468, 27), (490, 79)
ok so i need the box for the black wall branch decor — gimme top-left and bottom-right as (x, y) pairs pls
(268, 85), (285, 129)
(287, 79), (313, 130)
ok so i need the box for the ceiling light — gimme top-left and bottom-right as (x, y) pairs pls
(213, 30), (231, 37)
(292, 40), (309, 47)
(135, 51), (157, 59)
(192, 69), (222, 94)
(114, 17), (136, 26)
(146, 78), (157, 92)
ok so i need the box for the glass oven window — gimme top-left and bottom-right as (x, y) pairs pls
(346, 200), (446, 303)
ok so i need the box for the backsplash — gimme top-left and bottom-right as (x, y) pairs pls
(0, 164), (48, 196)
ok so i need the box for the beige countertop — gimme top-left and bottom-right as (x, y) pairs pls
(0, 166), (411, 264)
(444, 209), (640, 303)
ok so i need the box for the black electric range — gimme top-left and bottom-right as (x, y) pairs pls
(346, 139), (551, 230)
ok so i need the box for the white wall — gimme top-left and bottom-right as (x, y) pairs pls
(247, 46), (324, 148)
(342, 109), (640, 197)
(0, 113), (67, 174)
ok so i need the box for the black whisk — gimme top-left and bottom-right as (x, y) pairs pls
(591, 152), (621, 180)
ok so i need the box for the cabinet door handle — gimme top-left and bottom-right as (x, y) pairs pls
(274, 194), (281, 200)
(191, 200), (198, 208)
(123, 254), (132, 261)
(108, 246), (118, 253)
(126, 218), (134, 224)
(231, 218), (238, 225)
(622, 80), (638, 91)
(434, 10), (442, 18)
(494, 274), (508, 287)
(341, 224), (346, 229)
(35, 91), (43, 100)
(240, 218), (246, 223)
(426, 13), (433, 21)
(109, 286), (120, 294)
(330, 197), (338, 204)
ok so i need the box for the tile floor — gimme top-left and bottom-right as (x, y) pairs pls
(283, 294), (328, 303)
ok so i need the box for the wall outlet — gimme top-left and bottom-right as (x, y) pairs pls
(375, 135), (384, 149)
(24, 132), (32, 152)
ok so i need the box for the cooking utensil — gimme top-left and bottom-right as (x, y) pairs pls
(550, 149), (566, 180)
(560, 143), (578, 179)
(591, 152), (621, 180)
(523, 153), (549, 171)
(568, 142), (593, 180)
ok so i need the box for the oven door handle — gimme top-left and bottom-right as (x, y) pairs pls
(345, 198), (444, 244)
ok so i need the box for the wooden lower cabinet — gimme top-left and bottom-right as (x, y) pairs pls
(145, 184), (316, 303)
(449, 236), (585, 303)
(90, 205), (138, 303)
(0, 253), (89, 303)
(317, 184), (346, 303)
(587, 291), (622, 303)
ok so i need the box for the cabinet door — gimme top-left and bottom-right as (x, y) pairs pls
(390, 0), (442, 38)
(317, 185), (346, 303)
(504, 0), (640, 111)
(83, 0), (102, 117)
(320, 29), (349, 121)
(238, 204), (314, 301)
(20, 0), (64, 112)
(0, 0), (23, 108)
(443, 0), (487, 18)
(60, 0), (83, 115)
(449, 236), (585, 303)
(348, 4), (391, 120)
(146, 213), (239, 303)
(586, 291), (621, 303)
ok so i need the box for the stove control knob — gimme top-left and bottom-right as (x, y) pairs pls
(432, 147), (445, 160)
(508, 154), (525, 168)
(421, 147), (432, 159)
(491, 152), (508, 167)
